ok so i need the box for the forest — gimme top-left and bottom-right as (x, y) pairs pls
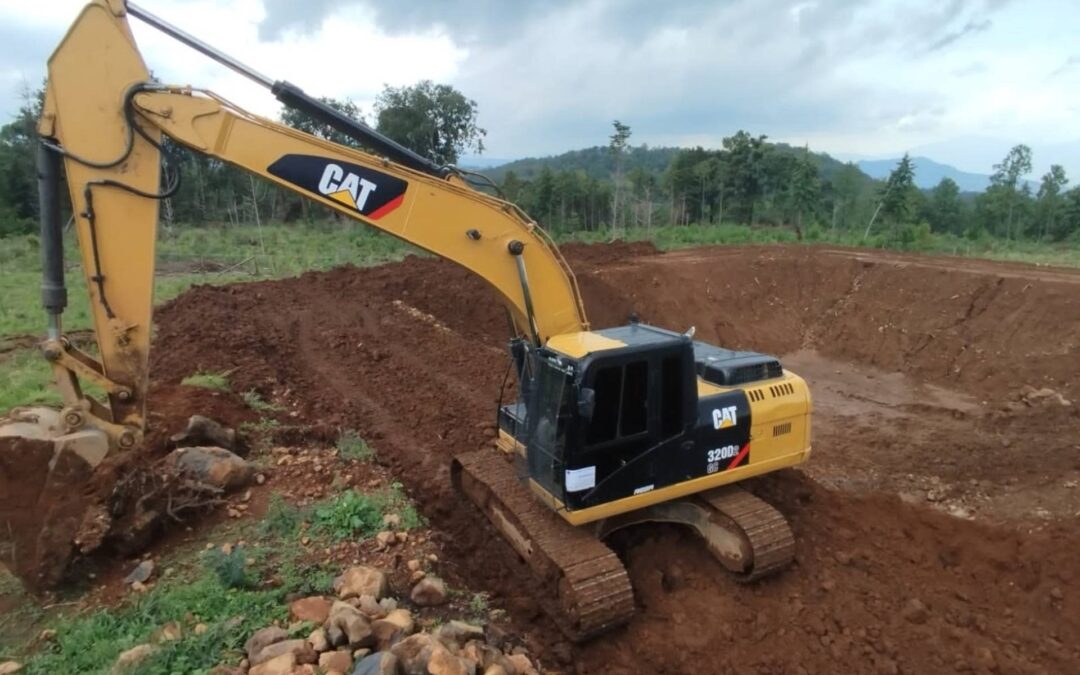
(1, 82), (1078, 248)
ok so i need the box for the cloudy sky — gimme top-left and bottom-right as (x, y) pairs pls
(1, 0), (1077, 177)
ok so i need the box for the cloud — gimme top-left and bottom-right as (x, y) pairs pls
(1049, 55), (1080, 78)
(926, 18), (992, 52)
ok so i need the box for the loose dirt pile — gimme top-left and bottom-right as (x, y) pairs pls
(139, 243), (1079, 672)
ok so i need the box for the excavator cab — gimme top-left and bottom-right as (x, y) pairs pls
(499, 322), (810, 527)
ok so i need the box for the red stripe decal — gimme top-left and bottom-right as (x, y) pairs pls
(726, 443), (750, 470)
(368, 193), (405, 220)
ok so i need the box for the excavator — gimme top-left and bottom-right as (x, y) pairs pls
(0, 0), (811, 640)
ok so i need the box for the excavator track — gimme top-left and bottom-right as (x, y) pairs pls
(452, 450), (635, 642)
(697, 485), (795, 582)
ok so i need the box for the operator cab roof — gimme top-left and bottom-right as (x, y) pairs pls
(545, 324), (784, 387)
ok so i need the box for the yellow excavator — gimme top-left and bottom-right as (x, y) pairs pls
(0, 0), (811, 639)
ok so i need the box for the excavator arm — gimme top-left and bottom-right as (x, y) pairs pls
(36, 0), (587, 452)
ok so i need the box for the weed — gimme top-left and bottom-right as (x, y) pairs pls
(202, 547), (254, 590)
(313, 490), (385, 541)
(181, 371), (230, 391)
(337, 429), (375, 462)
(469, 592), (489, 618)
(258, 495), (303, 538)
(378, 482), (425, 531)
(241, 389), (280, 412)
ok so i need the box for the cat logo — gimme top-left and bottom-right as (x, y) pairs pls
(712, 405), (738, 430)
(318, 163), (378, 211)
(267, 154), (408, 220)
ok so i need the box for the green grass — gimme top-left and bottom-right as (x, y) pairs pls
(0, 348), (60, 411)
(313, 483), (423, 541)
(180, 371), (230, 392)
(337, 429), (375, 462)
(241, 390), (279, 413)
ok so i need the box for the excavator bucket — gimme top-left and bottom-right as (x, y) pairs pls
(0, 408), (109, 590)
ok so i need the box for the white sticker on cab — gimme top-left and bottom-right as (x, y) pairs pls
(565, 466), (597, 492)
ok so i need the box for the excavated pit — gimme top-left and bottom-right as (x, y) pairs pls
(148, 242), (1080, 673)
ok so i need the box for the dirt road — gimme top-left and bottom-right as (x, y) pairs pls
(150, 243), (1080, 673)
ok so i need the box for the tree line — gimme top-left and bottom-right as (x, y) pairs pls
(1, 81), (1078, 245)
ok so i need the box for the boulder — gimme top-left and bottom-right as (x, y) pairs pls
(248, 652), (295, 675)
(319, 650), (354, 673)
(410, 576), (448, 607)
(391, 633), (441, 675)
(308, 627), (330, 652)
(290, 595), (333, 623)
(336, 566), (390, 600)
(166, 446), (252, 491)
(325, 601), (375, 648)
(0, 663), (22, 674)
(433, 621), (484, 649)
(357, 594), (383, 618)
(371, 609), (415, 651)
(427, 648), (471, 675)
(110, 644), (157, 674)
(170, 415), (238, 451)
(350, 652), (400, 675)
(506, 654), (538, 675)
(124, 560), (155, 584)
(245, 626), (288, 662)
(251, 639), (316, 667)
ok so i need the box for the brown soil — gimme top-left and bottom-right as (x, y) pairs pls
(18, 242), (1080, 671)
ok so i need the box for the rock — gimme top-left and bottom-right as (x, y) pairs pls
(309, 627), (330, 652)
(410, 576), (448, 606)
(410, 570), (426, 584)
(320, 650), (354, 673)
(325, 601), (375, 648)
(351, 652), (399, 675)
(383, 513), (401, 529)
(166, 446), (253, 491)
(375, 531), (397, 548)
(110, 644), (157, 673)
(901, 598), (929, 625)
(506, 654), (538, 675)
(336, 566), (390, 600)
(0, 663), (22, 674)
(1050, 587), (1065, 600)
(407, 559), (422, 572)
(378, 597), (398, 614)
(428, 648), (470, 675)
(357, 594), (383, 617)
(131, 580), (148, 593)
(170, 415), (238, 451)
(391, 633), (441, 675)
(290, 595), (333, 623)
(125, 559), (155, 584)
(248, 652), (296, 675)
(371, 608), (416, 650)
(251, 639), (316, 666)
(483, 667), (507, 675)
(194, 623), (209, 635)
(245, 626), (288, 662)
(151, 620), (183, 643)
(434, 620), (484, 649)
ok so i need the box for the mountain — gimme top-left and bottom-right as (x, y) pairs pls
(857, 156), (996, 192)
(483, 146), (682, 182)
(458, 155), (514, 170)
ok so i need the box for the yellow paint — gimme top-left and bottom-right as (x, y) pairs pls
(38, 0), (590, 450)
(545, 331), (626, 358)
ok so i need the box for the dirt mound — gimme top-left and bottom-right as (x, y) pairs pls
(149, 243), (1080, 672)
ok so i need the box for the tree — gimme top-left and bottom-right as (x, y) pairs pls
(990, 144), (1032, 239)
(788, 150), (820, 240)
(1036, 164), (1068, 240)
(280, 96), (364, 148)
(608, 121), (631, 234)
(374, 81), (485, 166)
(0, 85), (45, 235)
(926, 177), (964, 234)
(721, 131), (770, 224)
(866, 153), (916, 238)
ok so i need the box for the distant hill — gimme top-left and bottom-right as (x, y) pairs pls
(483, 145), (682, 182)
(484, 143), (875, 187)
(856, 156), (1038, 193)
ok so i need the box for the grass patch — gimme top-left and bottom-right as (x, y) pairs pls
(180, 371), (230, 392)
(241, 390), (279, 413)
(336, 429), (374, 462)
(258, 495), (304, 539)
(313, 483), (423, 541)
(0, 348), (59, 412)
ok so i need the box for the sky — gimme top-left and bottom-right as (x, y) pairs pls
(1, 0), (1078, 178)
